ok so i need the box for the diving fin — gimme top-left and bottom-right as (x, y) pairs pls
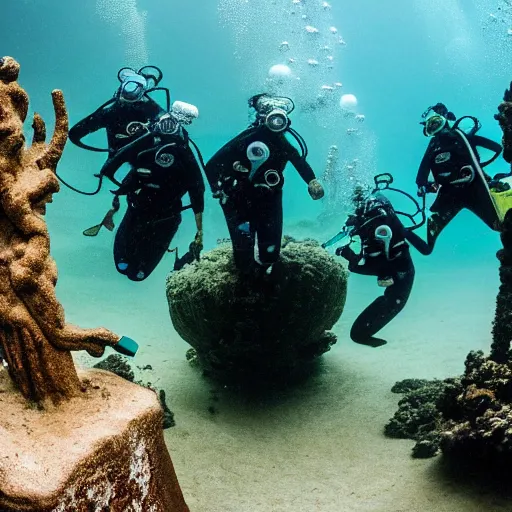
(83, 223), (102, 237)
(82, 209), (115, 236)
(101, 207), (117, 231)
(82, 196), (120, 236)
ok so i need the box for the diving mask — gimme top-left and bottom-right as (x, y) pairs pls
(265, 109), (289, 132)
(253, 95), (295, 132)
(117, 68), (148, 102)
(423, 114), (447, 137)
(116, 65), (164, 103)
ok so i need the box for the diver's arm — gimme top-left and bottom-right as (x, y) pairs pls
(286, 142), (325, 199)
(336, 245), (358, 265)
(473, 135), (503, 155)
(182, 143), (205, 246)
(183, 144), (206, 215)
(391, 212), (431, 255)
(336, 245), (374, 275)
(99, 131), (154, 183)
(472, 135), (503, 169)
(403, 229), (431, 256)
(285, 136), (316, 184)
(68, 107), (110, 150)
(416, 143), (433, 188)
(204, 134), (245, 191)
(347, 257), (376, 276)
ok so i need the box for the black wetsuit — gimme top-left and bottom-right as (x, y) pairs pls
(416, 130), (502, 254)
(205, 124), (315, 273)
(340, 194), (423, 347)
(69, 98), (205, 281)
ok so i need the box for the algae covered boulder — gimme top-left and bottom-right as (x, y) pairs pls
(166, 238), (347, 383)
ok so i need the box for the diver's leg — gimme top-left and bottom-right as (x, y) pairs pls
(221, 198), (255, 274)
(424, 190), (463, 253)
(464, 184), (501, 232)
(125, 210), (182, 281)
(350, 255), (415, 347)
(254, 189), (283, 271)
(113, 202), (137, 276)
(114, 195), (182, 281)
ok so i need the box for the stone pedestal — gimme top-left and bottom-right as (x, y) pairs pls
(0, 368), (189, 512)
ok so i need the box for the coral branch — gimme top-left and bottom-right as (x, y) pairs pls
(31, 113), (46, 145)
(0, 57), (122, 406)
(36, 90), (68, 171)
(0, 56), (20, 84)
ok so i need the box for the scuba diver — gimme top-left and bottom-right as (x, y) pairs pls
(204, 93), (324, 276)
(324, 175), (428, 348)
(415, 102), (506, 254)
(68, 66), (205, 281)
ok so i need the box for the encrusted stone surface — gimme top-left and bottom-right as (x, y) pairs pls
(0, 368), (189, 512)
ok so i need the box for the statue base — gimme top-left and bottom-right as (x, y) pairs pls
(0, 367), (189, 512)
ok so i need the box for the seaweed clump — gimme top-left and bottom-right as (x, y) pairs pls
(94, 354), (135, 382)
(93, 354), (175, 429)
(166, 237), (348, 385)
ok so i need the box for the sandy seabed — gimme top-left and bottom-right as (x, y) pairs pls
(64, 235), (512, 512)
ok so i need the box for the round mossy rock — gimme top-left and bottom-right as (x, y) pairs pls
(166, 238), (348, 383)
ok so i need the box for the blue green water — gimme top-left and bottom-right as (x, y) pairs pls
(3, 0), (510, 267)
(2, 1), (512, 509)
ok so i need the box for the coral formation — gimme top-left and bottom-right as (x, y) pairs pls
(0, 57), (123, 407)
(495, 81), (512, 164)
(491, 208), (512, 362)
(167, 237), (347, 384)
(385, 377), (459, 458)
(385, 349), (512, 462)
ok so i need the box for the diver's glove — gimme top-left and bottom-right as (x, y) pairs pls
(335, 245), (353, 260)
(345, 214), (358, 227)
(417, 186), (427, 197)
(195, 230), (203, 246)
(308, 179), (325, 200)
(190, 230), (203, 260)
(417, 182), (438, 197)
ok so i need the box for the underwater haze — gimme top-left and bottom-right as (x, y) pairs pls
(2, 0), (512, 510)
